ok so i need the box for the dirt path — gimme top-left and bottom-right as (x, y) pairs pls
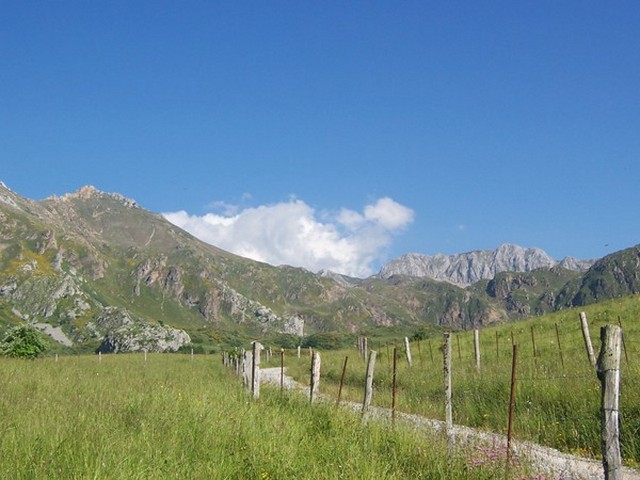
(260, 367), (640, 480)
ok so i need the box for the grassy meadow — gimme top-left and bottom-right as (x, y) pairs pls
(0, 352), (529, 479)
(276, 295), (640, 468)
(2, 296), (639, 478)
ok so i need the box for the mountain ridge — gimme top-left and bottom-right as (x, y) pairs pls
(378, 244), (594, 287)
(0, 181), (637, 353)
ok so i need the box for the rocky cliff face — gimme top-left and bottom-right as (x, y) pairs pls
(91, 307), (190, 353)
(379, 244), (593, 287)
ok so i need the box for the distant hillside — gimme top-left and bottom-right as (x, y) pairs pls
(379, 244), (593, 287)
(0, 182), (638, 353)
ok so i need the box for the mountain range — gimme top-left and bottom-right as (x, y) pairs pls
(1, 182), (638, 353)
(378, 244), (594, 287)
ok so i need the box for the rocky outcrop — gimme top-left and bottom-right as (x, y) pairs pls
(379, 244), (592, 287)
(558, 256), (593, 272)
(90, 307), (191, 353)
(133, 256), (168, 295)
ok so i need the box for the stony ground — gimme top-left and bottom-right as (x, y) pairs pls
(260, 367), (640, 480)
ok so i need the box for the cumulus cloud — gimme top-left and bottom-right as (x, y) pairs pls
(163, 197), (414, 278)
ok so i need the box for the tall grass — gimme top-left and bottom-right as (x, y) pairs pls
(1, 353), (513, 479)
(277, 296), (640, 467)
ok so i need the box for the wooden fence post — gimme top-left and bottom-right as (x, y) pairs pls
(280, 348), (285, 394)
(251, 341), (262, 400)
(362, 350), (377, 415)
(297, 345), (301, 358)
(530, 326), (538, 366)
(580, 312), (597, 367)
(473, 328), (480, 372)
(506, 344), (518, 475)
(336, 356), (348, 407)
(596, 325), (622, 480)
(404, 336), (413, 367)
(555, 323), (565, 369)
(310, 351), (321, 403)
(428, 339), (434, 363)
(443, 332), (453, 440)
(392, 346), (398, 424)
(243, 350), (252, 389)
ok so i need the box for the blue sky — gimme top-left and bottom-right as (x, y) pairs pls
(2, 1), (639, 276)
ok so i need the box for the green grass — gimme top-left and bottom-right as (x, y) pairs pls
(275, 295), (640, 468)
(0, 353), (528, 479)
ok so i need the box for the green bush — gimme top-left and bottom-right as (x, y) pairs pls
(302, 332), (354, 350)
(0, 325), (47, 358)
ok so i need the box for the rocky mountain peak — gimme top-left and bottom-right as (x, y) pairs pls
(51, 185), (139, 208)
(378, 244), (592, 287)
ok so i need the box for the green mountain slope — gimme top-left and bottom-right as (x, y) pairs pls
(1, 183), (639, 353)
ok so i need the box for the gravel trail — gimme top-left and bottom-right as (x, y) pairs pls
(260, 367), (640, 480)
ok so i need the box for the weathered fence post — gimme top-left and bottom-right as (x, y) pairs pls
(473, 328), (480, 372)
(506, 344), (518, 475)
(280, 348), (285, 393)
(443, 332), (453, 441)
(362, 350), (377, 415)
(404, 336), (413, 367)
(336, 356), (349, 407)
(596, 325), (622, 480)
(243, 350), (252, 388)
(251, 341), (262, 399)
(310, 350), (321, 403)
(580, 311), (596, 367)
(297, 345), (301, 358)
(237, 348), (245, 377)
(392, 346), (398, 424)
(530, 326), (538, 366)
(555, 323), (565, 369)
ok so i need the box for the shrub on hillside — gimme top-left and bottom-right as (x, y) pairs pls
(302, 332), (354, 350)
(0, 325), (47, 358)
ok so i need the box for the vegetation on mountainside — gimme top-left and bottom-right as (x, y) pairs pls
(2, 184), (640, 355)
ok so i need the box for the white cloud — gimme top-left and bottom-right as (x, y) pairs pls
(163, 197), (414, 278)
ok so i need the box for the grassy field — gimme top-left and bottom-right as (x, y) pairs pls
(0, 352), (543, 479)
(275, 295), (640, 468)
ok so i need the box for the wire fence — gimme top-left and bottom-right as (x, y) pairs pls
(230, 309), (640, 469)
